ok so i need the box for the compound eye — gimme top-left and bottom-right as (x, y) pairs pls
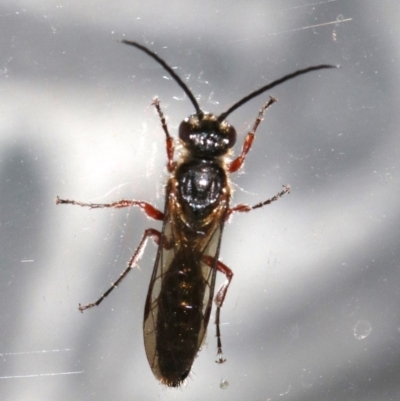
(178, 119), (193, 144)
(225, 125), (237, 148)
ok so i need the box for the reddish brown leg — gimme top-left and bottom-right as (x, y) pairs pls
(152, 97), (175, 172)
(78, 228), (161, 312)
(202, 255), (234, 364)
(226, 185), (290, 220)
(56, 196), (164, 221)
(228, 96), (277, 173)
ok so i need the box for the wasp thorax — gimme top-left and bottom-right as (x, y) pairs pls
(179, 113), (236, 158)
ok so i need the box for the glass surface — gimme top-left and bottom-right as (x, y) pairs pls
(1, 1), (399, 400)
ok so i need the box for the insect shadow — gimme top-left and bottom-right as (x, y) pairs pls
(56, 40), (336, 387)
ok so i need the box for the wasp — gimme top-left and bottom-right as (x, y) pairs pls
(56, 40), (335, 387)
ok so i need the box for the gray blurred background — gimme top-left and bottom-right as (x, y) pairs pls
(1, 1), (399, 400)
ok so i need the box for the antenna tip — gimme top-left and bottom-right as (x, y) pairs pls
(119, 39), (144, 49)
(324, 64), (340, 69)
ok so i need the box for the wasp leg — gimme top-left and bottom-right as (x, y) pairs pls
(56, 197), (164, 221)
(225, 185), (290, 220)
(152, 97), (176, 172)
(78, 228), (161, 312)
(228, 96), (277, 173)
(202, 256), (234, 364)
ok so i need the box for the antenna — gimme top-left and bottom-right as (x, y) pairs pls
(218, 64), (338, 122)
(121, 40), (337, 123)
(121, 40), (203, 117)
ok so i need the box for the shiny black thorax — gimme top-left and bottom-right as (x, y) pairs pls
(175, 158), (227, 222)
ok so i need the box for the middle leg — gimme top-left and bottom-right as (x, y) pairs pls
(56, 196), (164, 221)
(225, 185), (290, 220)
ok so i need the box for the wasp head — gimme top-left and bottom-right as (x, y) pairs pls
(179, 113), (236, 158)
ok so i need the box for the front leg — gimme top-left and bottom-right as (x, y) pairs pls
(228, 96), (277, 173)
(152, 98), (176, 172)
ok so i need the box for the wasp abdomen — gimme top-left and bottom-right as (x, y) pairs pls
(156, 250), (206, 386)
